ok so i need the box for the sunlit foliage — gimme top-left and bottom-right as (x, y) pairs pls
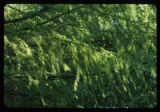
(4, 4), (156, 108)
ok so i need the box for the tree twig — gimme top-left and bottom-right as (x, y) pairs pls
(5, 71), (75, 80)
(40, 5), (86, 25)
(4, 7), (49, 24)
(53, 21), (86, 29)
(6, 6), (23, 14)
(19, 5), (86, 32)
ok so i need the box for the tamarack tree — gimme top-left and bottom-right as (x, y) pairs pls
(4, 4), (156, 108)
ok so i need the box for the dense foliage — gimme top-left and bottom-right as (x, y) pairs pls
(4, 4), (157, 108)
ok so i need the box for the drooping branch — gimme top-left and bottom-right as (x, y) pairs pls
(6, 6), (24, 14)
(18, 5), (86, 32)
(53, 21), (86, 29)
(4, 7), (49, 24)
(5, 71), (75, 80)
(40, 5), (86, 25)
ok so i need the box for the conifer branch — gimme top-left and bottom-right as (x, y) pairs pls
(6, 6), (23, 14)
(4, 7), (49, 24)
(53, 21), (86, 29)
(5, 71), (75, 80)
(18, 5), (86, 32)
(40, 5), (86, 25)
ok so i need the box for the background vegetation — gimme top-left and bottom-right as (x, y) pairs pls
(4, 4), (157, 108)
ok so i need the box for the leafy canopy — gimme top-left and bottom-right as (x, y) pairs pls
(4, 4), (156, 108)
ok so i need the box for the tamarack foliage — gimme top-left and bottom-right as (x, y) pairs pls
(4, 4), (156, 108)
